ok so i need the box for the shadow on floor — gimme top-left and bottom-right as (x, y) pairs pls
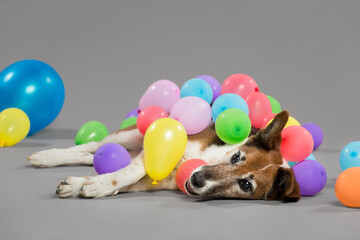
(28, 128), (77, 140)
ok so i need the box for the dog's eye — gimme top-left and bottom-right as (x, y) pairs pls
(231, 152), (245, 164)
(238, 179), (252, 192)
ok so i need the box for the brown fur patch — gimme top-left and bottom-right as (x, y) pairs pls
(188, 124), (224, 151)
(112, 180), (118, 186)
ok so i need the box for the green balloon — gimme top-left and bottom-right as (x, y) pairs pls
(75, 121), (109, 145)
(120, 117), (137, 130)
(267, 95), (282, 114)
(215, 108), (251, 145)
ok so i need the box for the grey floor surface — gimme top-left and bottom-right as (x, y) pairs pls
(0, 130), (359, 240)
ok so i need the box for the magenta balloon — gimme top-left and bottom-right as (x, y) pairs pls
(196, 75), (221, 102)
(139, 80), (180, 113)
(246, 90), (272, 129)
(170, 96), (212, 135)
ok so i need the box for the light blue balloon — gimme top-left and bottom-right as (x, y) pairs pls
(288, 153), (317, 168)
(211, 93), (249, 121)
(0, 60), (65, 135)
(339, 141), (360, 171)
(180, 78), (213, 104)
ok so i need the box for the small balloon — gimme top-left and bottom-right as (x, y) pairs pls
(266, 115), (300, 129)
(266, 95), (282, 114)
(302, 122), (324, 150)
(211, 93), (249, 121)
(292, 160), (327, 196)
(180, 78), (213, 104)
(137, 106), (168, 135)
(196, 75), (221, 102)
(170, 96), (211, 135)
(176, 159), (209, 194)
(335, 167), (360, 208)
(139, 80), (180, 113)
(75, 121), (109, 145)
(339, 141), (360, 171)
(246, 90), (272, 129)
(288, 153), (317, 168)
(281, 126), (314, 162)
(0, 108), (30, 147)
(125, 108), (140, 118)
(221, 74), (258, 99)
(215, 108), (251, 145)
(0, 60), (65, 135)
(93, 143), (132, 175)
(144, 118), (187, 184)
(120, 117), (137, 130)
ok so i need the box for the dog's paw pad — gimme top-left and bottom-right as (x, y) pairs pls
(56, 176), (87, 198)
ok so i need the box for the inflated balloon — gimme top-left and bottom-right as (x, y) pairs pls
(302, 122), (324, 150)
(180, 78), (213, 104)
(93, 143), (132, 175)
(266, 95), (282, 114)
(335, 167), (360, 208)
(139, 80), (180, 113)
(292, 160), (327, 196)
(260, 113), (276, 129)
(288, 153), (317, 168)
(125, 108), (140, 118)
(0, 60), (65, 135)
(120, 117), (137, 130)
(144, 118), (187, 184)
(196, 75), (221, 103)
(339, 141), (360, 171)
(137, 106), (168, 135)
(246, 90), (272, 129)
(211, 93), (249, 121)
(75, 121), (109, 145)
(215, 108), (251, 145)
(176, 159), (209, 194)
(281, 126), (314, 162)
(170, 96), (211, 135)
(0, 108), (30, 147)
(266, 115), (300, 129)
(221, 74), (258, 99)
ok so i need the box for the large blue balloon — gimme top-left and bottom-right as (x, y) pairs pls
(0, 60), (65, 135)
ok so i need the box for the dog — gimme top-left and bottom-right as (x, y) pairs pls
(27, 110), (300, 201)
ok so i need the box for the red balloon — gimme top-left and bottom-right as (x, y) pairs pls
(281, 126), (314, 162)
(260, 113), (277, 129)
(136, 106), (168, 135)
(246, 90), (272, 129)
(221, 74), (258, 99)
(175, 159), (208, 194)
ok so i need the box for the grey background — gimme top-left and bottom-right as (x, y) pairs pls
(0, 0), (359, 239)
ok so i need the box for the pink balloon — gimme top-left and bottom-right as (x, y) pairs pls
(137, 106), (168, 135)
(246, 90), (272, 129)
(260, 113), (277, 129)
(281, 126), (314, 162)
(170, 96), (212, 135)
(139, 80), (180, 113)
(221, 74), (258, 99)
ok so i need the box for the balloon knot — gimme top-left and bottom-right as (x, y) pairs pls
(152, 180), (158, 185)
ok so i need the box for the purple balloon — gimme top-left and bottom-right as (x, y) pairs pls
(126, 108), (140, 118)
(292, 160), (327, 196)
(196, 75), (221, 103)
(302, 122), (324, 150)
(93, 143), (131, 175)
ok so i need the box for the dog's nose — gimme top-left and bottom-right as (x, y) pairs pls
(191, 171), (205, 188)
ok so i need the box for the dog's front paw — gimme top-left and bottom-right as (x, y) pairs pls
(56, 176), (87, 198)
(27, 149), (61, 167)
(80, 177), (119, 198)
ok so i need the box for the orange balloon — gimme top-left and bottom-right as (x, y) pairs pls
(335, 167), (360, 208)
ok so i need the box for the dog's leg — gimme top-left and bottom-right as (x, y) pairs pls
(28, 126), (143, 167)
(56, 152), (146, 198)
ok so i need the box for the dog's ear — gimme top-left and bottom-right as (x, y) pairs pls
(266, 167), (301, 202)
(246, 110), (289, 151)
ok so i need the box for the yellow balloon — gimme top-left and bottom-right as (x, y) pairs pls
(144, 118), (187, 184)
(0, 108), (30, 147)
(267, 115), (300, 129)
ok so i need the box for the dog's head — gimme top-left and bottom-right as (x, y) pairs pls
(186, 110), (301, 202)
